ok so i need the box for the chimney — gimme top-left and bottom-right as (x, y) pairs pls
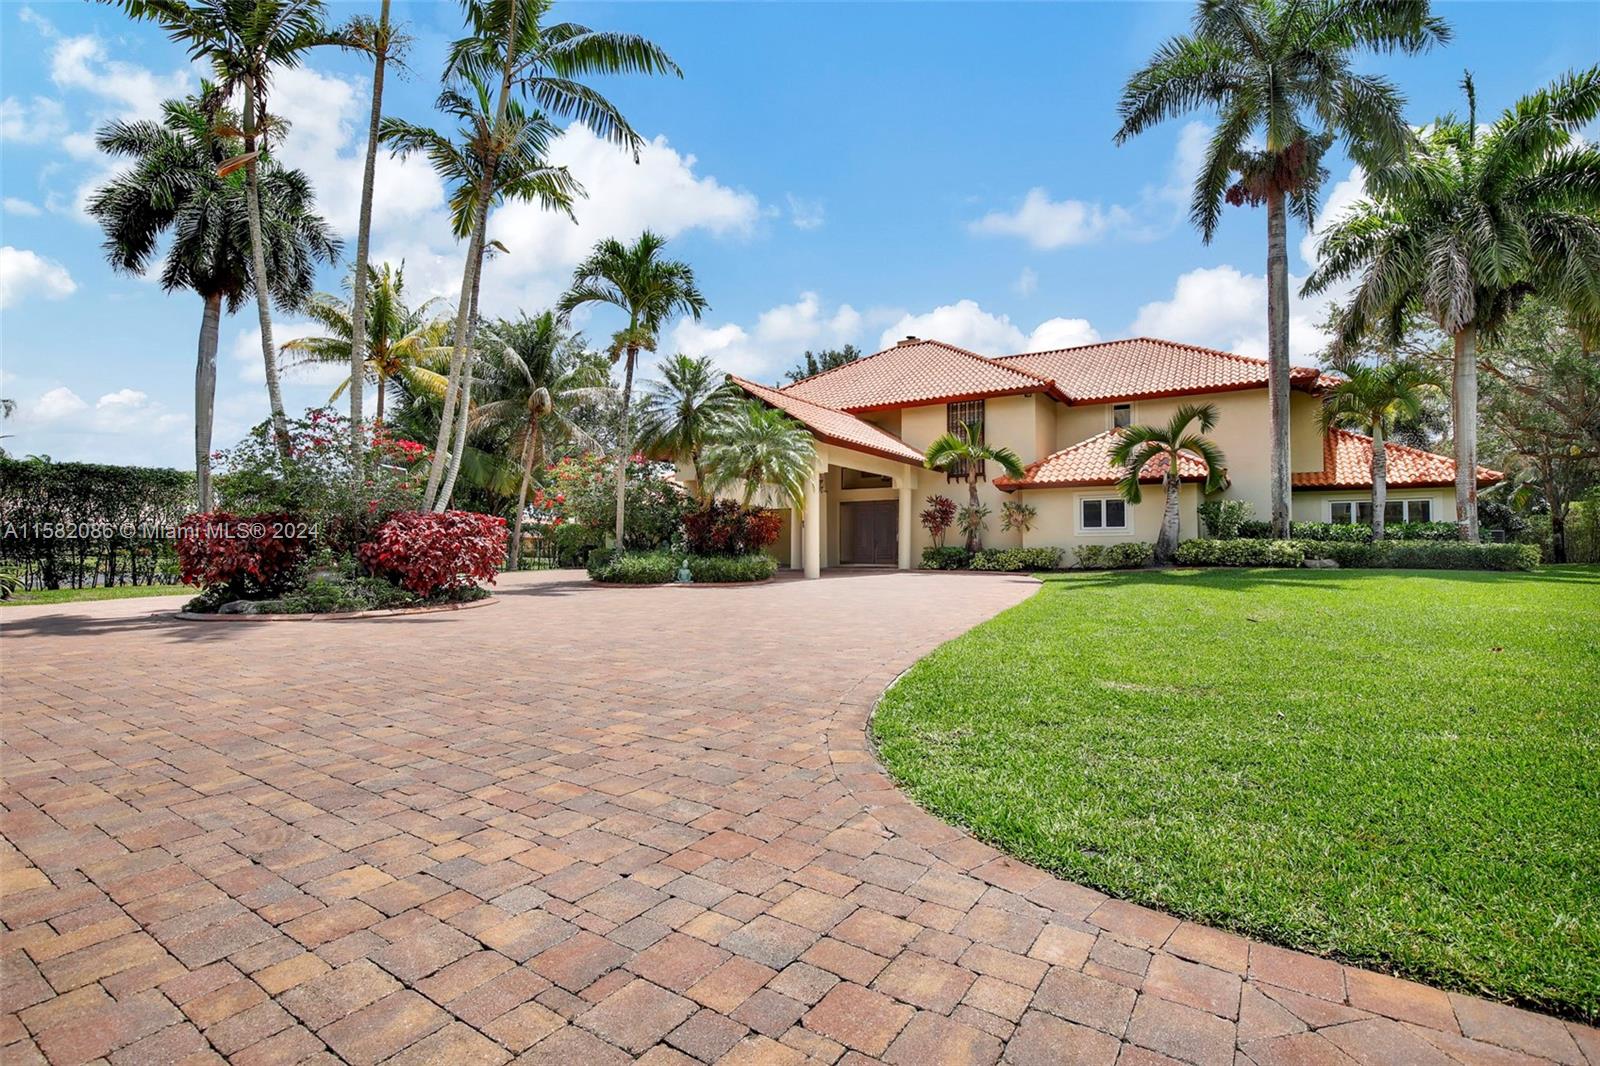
(896, 335), (920, 346)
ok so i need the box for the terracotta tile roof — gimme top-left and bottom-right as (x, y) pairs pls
(1293, 428), (1504, 490)
(781, 337), (1064, 412)
(728, 376), (925, 465)
(993, 430), (1211, 491)
(998, 337), (1323, 404)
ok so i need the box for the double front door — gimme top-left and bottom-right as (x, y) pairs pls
(846, 500), (897, 565)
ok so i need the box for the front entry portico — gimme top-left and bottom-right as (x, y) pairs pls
(793, 446), (920, 579)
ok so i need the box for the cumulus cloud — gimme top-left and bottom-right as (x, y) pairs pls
(785, 193), (825, 230)
(0, 246), (77, 308)
(30, 386), (88, 421)
(879, 300), (1099, 356)
(3, 197), (42, 217)
(670, 292), (865, 381)
(228, 320), (346, 387)
(1024, 317), (1100, 352)
(0, 95), (66, 143)
(47, 31), (190, 123)
(1129, 264), (1340, 364)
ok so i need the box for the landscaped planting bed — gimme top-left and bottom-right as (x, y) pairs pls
(873, 565), (1600, 1019)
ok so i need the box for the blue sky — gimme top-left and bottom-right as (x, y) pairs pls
(2, 1), (1595, 468)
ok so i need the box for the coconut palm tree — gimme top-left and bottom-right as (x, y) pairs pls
(279, 263), (451, 426)
(1318, 361), (1443, 539)
(105, 0), (339, 456)
(559, 232), (709, 544)
(1115, 0), (1448, 539)
(1305, 68), (1600, 540)
(635, 355), (738, 499)
(87, 92), (338, 510)
(701, 402), (816, 511)
(1109, 403), (1228, 563)
(470, 312), (612, 567)
(923, 422), (1027, 551)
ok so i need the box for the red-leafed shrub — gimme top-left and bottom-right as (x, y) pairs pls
(358, 510), (508, 595)
(920, 495), (958, 548)
(683, 500), (783, 557)
(176, 512), (310, 596)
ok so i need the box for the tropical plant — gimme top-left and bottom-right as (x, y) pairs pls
(1317, 360), (1443, 540)
(1305, 68), (1600, 540)
(1197, 498), (1254, 539)
(919, 495), (958, 548)
(700, 402), (815, 510)
(923, 422), (1026, 550)
(784, 344), (863, 384)
(105, 0), (342, 455)
(1109, 403), (1227, 563)
(88, 91), (338, 511)
(635, 354), (738, 498)
(469, 312), (612, 567)
(1000, 500), (1037, 533)
(1115, 0), (1448, 538)
(957, 503), (993, 546)
(560, 232), (709, 541)
(280, 263), (451, 426)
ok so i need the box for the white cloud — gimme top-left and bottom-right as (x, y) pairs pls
(0, 95), (66, 143)
(1013, 267), (1038, 297)
(786, 193), (825, 230)
(228, 320), (347, 387)
(1129, 264), (1338, 364)
(30, 386), (88, 421)
(669, 291), (864, 380)
(878, 300), (1099, 357)
(14, 384), (186, 460)
(0, 246), (77, 308)
(1300, 166), (1367, 269)
(48, 33), (190, 122)
(3, 197), (42, 217)
(1024, 317), (1100, 352)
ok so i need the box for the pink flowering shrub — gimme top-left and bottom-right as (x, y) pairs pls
(358, 511), (508, 595)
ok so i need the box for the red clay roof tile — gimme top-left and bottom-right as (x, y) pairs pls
(999, 337), (1323, 404)
(728, 376), (925, 465)
(993, 430), (1210, 490)
(781, 337), (1063, 411)
(1293, 428), (1503, 490)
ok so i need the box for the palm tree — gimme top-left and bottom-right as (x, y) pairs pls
(106, 0), (338, 456)
(87, 92), (338, 510)
(279, 263), (450, 426)
(923, 422), (1027, 551)
(1318, 361), (1443, 539)
(1109, 403), (1227, 563)
(635, 355), (738, 499)
(559, 232), (709, 545)
(1115, 0), (1448, 539)
(470, 312), (612, 567)
(1305, 69), (1600, 541)
(701, 402), (816, 511)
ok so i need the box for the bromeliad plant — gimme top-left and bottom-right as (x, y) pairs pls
(1000, 500), (1037, 534)
(957, 503), (993, 548)
(1109, 403), (1227, 564)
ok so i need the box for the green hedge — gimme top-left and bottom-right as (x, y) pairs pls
(1074, 542), (1153, 570)
(920, 546), (972, 570)
(587, 551), (678, 584)
(686, 553), (777, 583)
(1292, 520), (1459, 542)
(1302, 540), (1540, 571)
(970, 547), (1063, 572)
(1174, 538), (1306, 567)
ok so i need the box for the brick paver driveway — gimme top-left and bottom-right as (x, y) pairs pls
(3, 570), (1595, 1066)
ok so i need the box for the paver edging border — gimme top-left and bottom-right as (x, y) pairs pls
(174, 595), (498, 622)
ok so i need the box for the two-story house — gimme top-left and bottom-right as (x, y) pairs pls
(680, 335), (1501, 577)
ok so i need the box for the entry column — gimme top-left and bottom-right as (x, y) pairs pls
(896, 483), (913, 570)
(803, 468), (822, 579)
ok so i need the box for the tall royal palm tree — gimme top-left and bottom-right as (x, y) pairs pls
(701, 402), (816, 512)
(106, 0), (338, 456)
(923, 422), (1027, 551)
(1110, 403), (1228, 563)
(560, 232), (709, 545)
(88, 92), (338, 510)
(1304, 68), (1600, 540)
(1115, 0), (1448, 539)
(470, 312), (612, 567)
(279, 263), (450, 426)
(1318, 361), (1442, 540)
(635, 354), (738, 500)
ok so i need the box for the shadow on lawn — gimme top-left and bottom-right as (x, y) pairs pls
(1041, 564), (1600, 594)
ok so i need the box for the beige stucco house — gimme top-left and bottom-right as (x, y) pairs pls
(680, 336), (1501, 577)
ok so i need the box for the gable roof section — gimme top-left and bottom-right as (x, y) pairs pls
(727, 376), (925, 465)
(782, 338), (1064, 411)
(999, 337), (1323, 404)
(1293, 428), (1504, 490)
(993, 430), (1211, 491)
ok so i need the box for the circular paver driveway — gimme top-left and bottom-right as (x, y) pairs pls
(2, 571), (1594, 1065)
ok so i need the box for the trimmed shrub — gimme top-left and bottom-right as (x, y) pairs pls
(1197, 499), (1254, 540)
(588, 551), (679, 584)
(920, 495), (958, 547)
(277, 575), (424, 614)
(1300, 540), (1540, 572)
(1290, 520), (1460, 542)
(176, 512), (310, 597)
(920, 546), (972, 570)
(1074, 542), (1153, 570)
(1239, 519), (1273, 538)
(358, 510), (507, 595)
(1174, 538), (1306, 567)
(971, 547), (1063, 572)
(683, 501), (783, 556)
(686, 553), (777, 583)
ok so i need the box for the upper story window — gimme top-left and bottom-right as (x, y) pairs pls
(945, 399), (986, 481)
(1112, 403), (1133, 429)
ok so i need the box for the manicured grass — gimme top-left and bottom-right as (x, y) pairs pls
(0, 584), (192, 607)
(873, 566), (1600, 1019)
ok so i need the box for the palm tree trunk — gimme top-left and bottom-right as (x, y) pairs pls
(242, 78), (290, 457)
(194, 291), (222, 512)
(1265, 188), (1292, 539)
(509, 430), (537, 569)
(374, 375), (386, 427)
(1157, 472), (1180, 563)
(1370, 420), (1387, 542)
(613, 343), (638, 547)
(435, 260), (483, 510)
(1452, 326), (1479, 542)
(347, 0), (391, 476)
(966, 475), (980, 552)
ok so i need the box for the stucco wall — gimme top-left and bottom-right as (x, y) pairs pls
(1018, 483), (1200, 556)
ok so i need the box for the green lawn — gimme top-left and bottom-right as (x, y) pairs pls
(873, 566), (1600, 1019)
(0, 584), (192, 607)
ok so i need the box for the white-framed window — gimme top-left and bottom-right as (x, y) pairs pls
(1329, 498), (1433, 524)
(1078, 496), (1129, 533)
(1111, 403), (1133, 429)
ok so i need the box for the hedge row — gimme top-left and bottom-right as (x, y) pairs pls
(587, 551), (778, 584)
(1174, 537), (1539, 571)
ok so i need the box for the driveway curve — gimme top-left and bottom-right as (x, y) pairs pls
(2, 570), (1594, 1065)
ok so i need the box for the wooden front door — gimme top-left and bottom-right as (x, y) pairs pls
(847, 501), (897, 565)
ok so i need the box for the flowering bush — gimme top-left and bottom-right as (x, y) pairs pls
(920, 495), (958, 548)
(540, 452), (691, 552)
(176, 511), (310, 597)
(358, 510), (508, 595)
(683, 500), (783, 556)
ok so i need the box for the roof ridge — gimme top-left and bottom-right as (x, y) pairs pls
(780, 336), (1056, 397)
(999, 335), (1272, 367)
(1330, 426), (1458, 462)
(922, 337), (1059, 386)
(776, 346), (892, 393)
(730, 374), (849, 415)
